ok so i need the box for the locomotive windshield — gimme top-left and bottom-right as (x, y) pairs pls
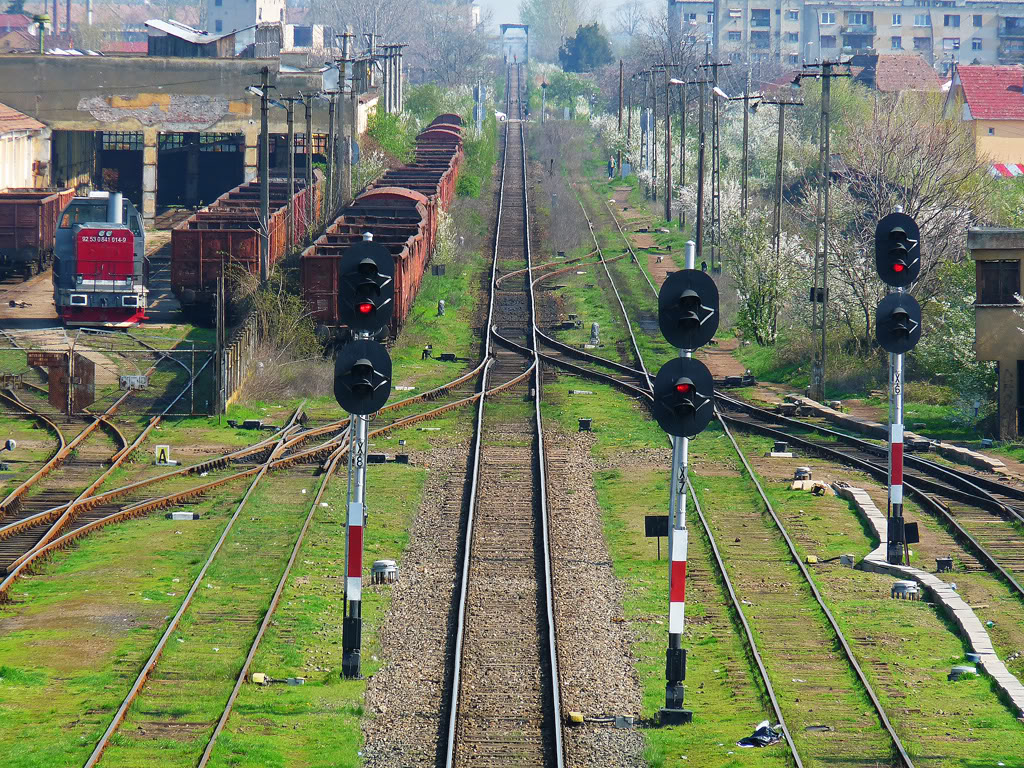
(60, 202), (141, 236)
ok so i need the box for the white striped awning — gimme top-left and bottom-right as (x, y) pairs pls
(990, 163), (1024, 177)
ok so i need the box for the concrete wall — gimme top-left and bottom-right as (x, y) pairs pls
(0, 127), (50, 190)
(968, 227), (1024, 438)
(207, 0), (285, 37)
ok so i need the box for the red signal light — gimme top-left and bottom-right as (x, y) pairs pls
(676, 382), (692, 394)
(357, 302), (374, 315)
(892, 263), (905, 273)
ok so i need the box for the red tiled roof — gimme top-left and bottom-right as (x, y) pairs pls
(874, 54), (942, 93)
(0, 101), (45, 134)
(0, 13), (31, 30)
(957, 64), (1024, 119)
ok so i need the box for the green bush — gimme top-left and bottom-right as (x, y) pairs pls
(456, 112), (499, 198)
(366, 110), (415, 163)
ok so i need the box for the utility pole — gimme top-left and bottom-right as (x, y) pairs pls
(340, 30), (354, 207)
(679, 78), (685, 227)
(618, 60), (624, 178)
(282, 97), (298, 251)
(664, 67), (672, 222)
(699, 52), (731, 273)
(305, 94), (314, 233)
(742, 71), (751, 217)
(795, 61), (850, 402)
(326, 94), (336, 223)
(761, 98), (804, 266)
(695, 73), (706, 266)
(259, 66), (270, 282)
(216, 273), (225, 415)
(652, 68), (659, 202)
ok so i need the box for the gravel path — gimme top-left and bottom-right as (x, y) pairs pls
(546, 429), (646, 767)
(361, 441), (469, 768)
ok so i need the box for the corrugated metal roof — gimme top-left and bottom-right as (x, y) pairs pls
(0, 100), (45, 134)
(144, 18), (230, 45)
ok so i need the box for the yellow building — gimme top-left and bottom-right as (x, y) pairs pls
(943, 63), (1024, 166)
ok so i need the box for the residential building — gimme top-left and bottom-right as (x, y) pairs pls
(0, 101), (51, 190)
(206, 0), (285, 46)
(943, 64), (1024, 164)
(672, 0), (1024, 71)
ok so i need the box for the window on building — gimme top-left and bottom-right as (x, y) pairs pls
(787, 10), (799, 20)
(821, 34), (837, 47)
(977, 261), (1020, 305)
(728, 30), (742, 41)
(892, 13), (902, 26)
(943, 36), (960, 50)
(821, 11), (835, 24)
(913, 36), (930, 49)
(215, 19), (223, 32)
(973, 37), (983, 50)
(707, 12), (714, 22)
(752, 30), (771, 47)
(989, 126), (995, 134)
(892, 36), (903, 49)
(944, 14), (960, 27)
(293, 25), (313, 47)
(790, 53), (799, 63)
(729, 51), (742, 61)
(786, 32), (799, 42)
(914, 14), (930, 26)
(728, 8), (742, 18)
(688, 12), (697, 21)
(752, 9), (771, 27)
(214, 0), (221, 5)
(973, 14), (983, 26)
(849, 12), (870, 25)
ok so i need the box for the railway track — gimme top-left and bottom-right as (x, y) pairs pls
(715, 393), (1024, 598)
(444, 66), (564, 768)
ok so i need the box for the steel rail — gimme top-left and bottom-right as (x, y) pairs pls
(600, 197), (659, 298)
(684, 477), (803, 766)
(197, 443), (345, 767)
(716, 405), (1024, 602)
(82, 407), (305, 768)
(572, 192), (653, 391)
(444, 70), (565, 768)
(717, 410), (916, 768)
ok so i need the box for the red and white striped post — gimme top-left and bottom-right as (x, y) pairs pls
(342, 399), (369, 677)
(887, 345), (907, 564)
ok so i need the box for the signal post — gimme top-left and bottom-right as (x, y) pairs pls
(334, 235), (394, 678)
(875, 213), (923, 565)
(653, 242), (719, 725)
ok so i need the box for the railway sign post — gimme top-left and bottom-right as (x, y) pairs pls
(875, 212), (923, 565)
(335, 233), (394, 679)
(654, 241), (718, 726)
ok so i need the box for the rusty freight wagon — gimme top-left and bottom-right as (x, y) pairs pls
(300, 116), (463, 338)
(171, 170), (323, 315)
(0, 188), (75, 279)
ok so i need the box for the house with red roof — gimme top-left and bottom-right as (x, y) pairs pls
(944, 64), (1024, 172)
(0, 101), (51, 190)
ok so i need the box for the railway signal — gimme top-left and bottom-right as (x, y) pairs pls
(654, 246), (718, 726)
(334, 233), (395, 679)
(874, 211), (923, 565)
(338, 238), (394, 336)
(875, 212), (921, 288)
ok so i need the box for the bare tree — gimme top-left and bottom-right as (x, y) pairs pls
(309, 0), (422, 48)
(519, 0), (595, 62)
(613, 0), (647, 38)
(821, 93), (986, 353)
(410, 2), (493, 86)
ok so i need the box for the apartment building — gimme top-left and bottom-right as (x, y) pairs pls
(673, 0), (1024, 71)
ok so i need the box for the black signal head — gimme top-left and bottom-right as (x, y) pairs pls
(334, 340), (392, 415)
(658, 270), (720, 349)
(338, 241), (395, 334)
(875, 213), (921, 288)
(875, 292), (922, 354)
(653, 357), (715, 437)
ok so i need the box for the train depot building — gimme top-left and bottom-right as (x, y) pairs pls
(0, 53), (379, 225)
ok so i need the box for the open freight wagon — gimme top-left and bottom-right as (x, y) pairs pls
(0, 188), (76, 279)
(301, 116), (464, 338)
(170, 170), (323, 318)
